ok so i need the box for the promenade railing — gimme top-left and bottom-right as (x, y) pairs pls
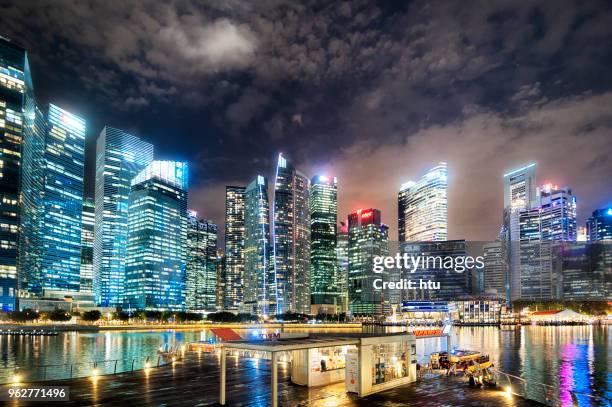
(2, 354), (171, 384)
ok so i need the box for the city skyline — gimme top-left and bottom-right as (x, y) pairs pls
(1, 1), (611, 242)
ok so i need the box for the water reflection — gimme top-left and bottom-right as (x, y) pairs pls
(0, 325), (609, 404)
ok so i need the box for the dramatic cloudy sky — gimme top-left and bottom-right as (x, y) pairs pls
(2, 0), (612, 241)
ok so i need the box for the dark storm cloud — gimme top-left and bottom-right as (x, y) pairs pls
(1, 0), (611, 239)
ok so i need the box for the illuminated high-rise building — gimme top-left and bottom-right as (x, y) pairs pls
(501, 163), (537, 302)
(483, 241), (504, 296)
(518, 184), (576, 300)
(348, 208), (389, 317)
(587, 208), (612, 241)
(1, 38), (39, 310)
(398, 162), (448, 242)
(243, 175), (274, 315)
(336, 222), (349, 313)
(38, 104), (87, 295)
(272, 153), (310, 315)
(215, 250), (225, 310)
(310, 175), (338, 314)
(80, 198), (94, 294)
(224, 185), (245, 310)
(185, 211), (218, 312)
(125, 161), (188, 310)
(94, 127), (153, 306)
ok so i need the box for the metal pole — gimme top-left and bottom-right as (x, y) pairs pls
(70, 364), (73, 379)
(131, 359), (135, 371)
(271, 351), (278, 407)
(114, 360), (117, 374)
(220, 349), (226, 405)
(446, 334), (452, 353)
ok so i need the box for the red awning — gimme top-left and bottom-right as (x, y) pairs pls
(210, 328), (242, 341)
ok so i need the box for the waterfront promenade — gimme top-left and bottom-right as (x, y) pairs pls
(11, 353), (540, 406)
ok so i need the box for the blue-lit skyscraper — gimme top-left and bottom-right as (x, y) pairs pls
(94, 127), (153, 306)
(243, 175), (274, 315)
(125, 161), (188, 310)
(38, 104), (87, 294)
(587, 208), (612, 241)
(272, 153), (310, 315)
(185, 211), (218, 312)
(80, 198), (94, 294)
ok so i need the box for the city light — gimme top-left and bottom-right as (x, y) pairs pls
(12, 374), (20, 385)
(91, 368), (99, 379)
(505, 386), (512, 397)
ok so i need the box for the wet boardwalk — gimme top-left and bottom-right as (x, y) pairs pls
(11, 354), (540, 406)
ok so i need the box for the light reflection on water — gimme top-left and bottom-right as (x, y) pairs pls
(0, 325), (609, 403)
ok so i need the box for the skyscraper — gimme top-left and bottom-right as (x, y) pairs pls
(38, 104), (87, 295)
(185, 211), (218, 312)
(243, 175), (273, 315)
(336, 222), (349, 313)
(125, 161), (188, 310)
(587, 208), (612, 241)
(501, 163), (537, 302)
(1, 38), (38, 309)
(272, 153), (310, 315)
(310, 175), (338, 314)
(483, 241), (504, 296)
(80, 198), (94, 294)
(398, 162), (448, 242)
(94, 126), (153, 306)
(348, 208), (389, 317)
(518, 184), (577, 300)
(224, 185), (245, 310)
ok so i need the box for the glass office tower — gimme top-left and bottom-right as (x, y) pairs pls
(309, 175), (338, 314)
(185, 211), (218, 312)
(80, 198), (95, 294)
(272, 153), (310, 315)
(587, 208), (612, 241)
(243, 175), (273, 316)
(398, 163), (448, 242)
(518, 184), (577, 300)
(483, 241), (504, 296)
(348, 208), (389, 317)
(1, 38), (38, 309)
(125, 161), (188, 310)
(501, 163), (537, 302)
(224, 186), (245, 310)
(336, 222), (349, 313)
(94, 126), (153, 306)
(39, 104), (87, 294)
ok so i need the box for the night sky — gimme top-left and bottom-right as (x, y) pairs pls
(2, 0), (612, 241)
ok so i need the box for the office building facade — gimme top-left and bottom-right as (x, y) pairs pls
(243, 175), (273, 315)
(336, 222), (349, 313)
(483, 241), (504, 296)
(38, 104), (87, 295)
(501, 163), (537, 302)
(185, 211), (218, 312)
(80, 198), (94, 293)
(272, 154), (310, 314)
(1, 38), (37, 308)
(125, 161), (188, 310)
(398, 162), (448, 242)
(224, 186), (245, 310)
(348, 208), (389, 317)
(310, 175), (338, 314)
(587, 208), (612, 241)
(518, 185), (577, 300)
(94, 126), (153, 306)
